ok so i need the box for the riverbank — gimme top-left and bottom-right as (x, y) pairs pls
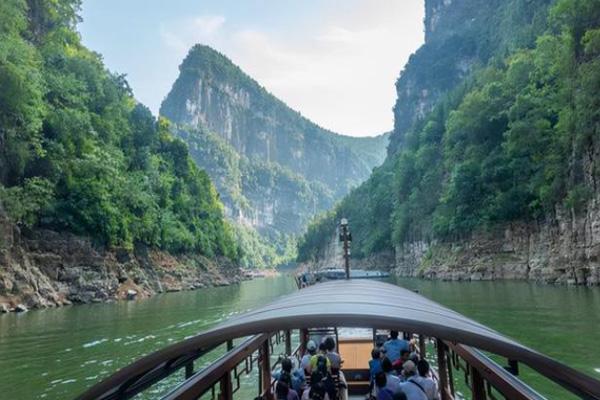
(0, 219), (242, 313)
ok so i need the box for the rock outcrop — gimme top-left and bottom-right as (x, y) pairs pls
(0, 214), (241, 311)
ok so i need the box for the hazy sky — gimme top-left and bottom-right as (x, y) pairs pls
(80, 1), (424, 137)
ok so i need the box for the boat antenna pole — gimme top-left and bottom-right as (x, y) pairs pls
(339, 218), (352, 279)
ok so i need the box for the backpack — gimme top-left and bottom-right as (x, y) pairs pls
(316, 355), (328, 375)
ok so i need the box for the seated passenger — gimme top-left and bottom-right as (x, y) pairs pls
(413, 360), (439, 400)
(309, 343), (332, 373)
(392, 350), (412, 374)
(383, 331), (409, 363)
(301, 371), (331, 400)
(312, 353), (336, 399)
(323, 336), (348, 400)
(301, 340), (318, 373)
(382, 357), (402, 393)
(274, 357), (305, 394)
(323, 336), (342, 371)
(276, 380), (300, 400)
(369, 348), (383, 382)
(375, 372), (395, 400)
(398, 361), (427, 400)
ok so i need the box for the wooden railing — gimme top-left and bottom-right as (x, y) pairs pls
(415, 334), (545, 400)
(159, 330), (301, 400)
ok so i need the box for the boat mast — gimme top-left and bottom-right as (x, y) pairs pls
(339, 218), (352, 279)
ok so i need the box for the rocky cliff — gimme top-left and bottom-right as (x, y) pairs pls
(0, 212), (240, 312)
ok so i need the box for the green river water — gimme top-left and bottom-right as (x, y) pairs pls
(0, 276), (599, 399)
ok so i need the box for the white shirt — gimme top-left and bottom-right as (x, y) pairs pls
(399, 378), (428, 400)
(300, 354), (312, 371)
(385, 373), (402, 394)
(413, 376), (439, 400)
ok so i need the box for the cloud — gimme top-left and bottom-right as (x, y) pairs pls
(160, 14), (226, 54)
(192, 15), (225, 35)
(159, 1), (424, 136)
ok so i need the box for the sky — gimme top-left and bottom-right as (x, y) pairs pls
(79, 1), (425, 137)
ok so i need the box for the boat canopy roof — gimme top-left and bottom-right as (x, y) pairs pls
(79, 280), (600, 400)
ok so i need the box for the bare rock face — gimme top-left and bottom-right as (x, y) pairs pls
(392, 193), (600, 285)
(0, 223), (241, 311)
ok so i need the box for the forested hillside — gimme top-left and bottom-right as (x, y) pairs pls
(299, 0), (600, 285)
(161, 45), (389, 267)
(0, 0), (246, 311)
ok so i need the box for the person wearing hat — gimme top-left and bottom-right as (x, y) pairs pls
(301, 340), (318, 373)
(398, 361), (428, 400)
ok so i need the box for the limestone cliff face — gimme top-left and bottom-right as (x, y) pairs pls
(160, 45), (388, 243)
(394, 198), (600, 285)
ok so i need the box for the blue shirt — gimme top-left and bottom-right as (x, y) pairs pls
(383, 338), (409, 362)
(369, 359), (383, 381)
(273, 369), (305, 392)
(377, 388), (396, 400)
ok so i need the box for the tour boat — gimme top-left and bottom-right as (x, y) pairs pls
(76, 280), (600, 400)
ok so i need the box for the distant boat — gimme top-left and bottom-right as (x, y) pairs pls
(310, 268), (390, 281)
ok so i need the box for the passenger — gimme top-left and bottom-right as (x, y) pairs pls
(393, 350), (412, 373)
(413, 360), (439, 400)
(323, 336), (348, 400)
(398, 361), (427, 400)
(323, 336), (342, 371)
(375, 372), (395, 400)
(301, 371), (331, 400)
(276, 380), (300, 400)
(383, 331), (409, 363)
(274, 357), (305, 394)
(301, 340), (318, 373)
(309, 343), (332, 373)
(369, 348), (383, 382)
(381, 357), (402, 393)
(312, 352), (336, 399)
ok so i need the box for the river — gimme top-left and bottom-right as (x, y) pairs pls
(0, 276), (599, 399)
